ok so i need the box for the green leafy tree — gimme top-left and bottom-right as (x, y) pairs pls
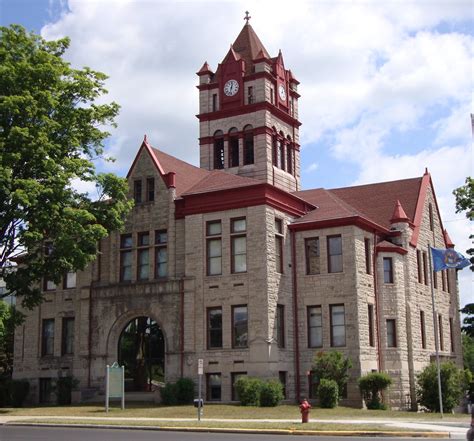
(463, 334), (474, 374)
(0, 302), (22, 377)
(453, 176), (473, 271)
(0, 25), (133, 308)
(460, 304), (474, 338)
(417, 361), (471, 413)
(311, 351), (353, 399)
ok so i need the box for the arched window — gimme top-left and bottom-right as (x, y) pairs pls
(243, 125), (254, 165)
(228, 127), (239, 168)
(213, 130), (224, 169)
(279, 131), (285, 171)
(286, 136), (293, 175)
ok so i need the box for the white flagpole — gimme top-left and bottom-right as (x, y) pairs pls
(428, 245), (444, 417)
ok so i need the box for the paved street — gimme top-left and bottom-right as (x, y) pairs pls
(0, 426), (463, 441)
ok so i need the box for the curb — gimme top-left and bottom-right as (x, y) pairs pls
(3, 422), (451, 438)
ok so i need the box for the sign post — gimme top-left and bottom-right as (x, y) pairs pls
(106, 362), (125, 412)
(197, 358), (203, 421)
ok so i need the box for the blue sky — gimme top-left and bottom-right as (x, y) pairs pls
(1, 0), (472, 306)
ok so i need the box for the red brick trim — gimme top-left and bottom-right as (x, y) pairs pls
(376, 244), (408, 255)
(289, 216), (390, 235)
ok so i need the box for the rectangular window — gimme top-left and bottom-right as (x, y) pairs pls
(364, 238), (371, 274)
(276, 304), (285, 348)
(243, 132), (254, 165)
(137, 232), (150, 281)
(305, 237), (320, 275)
(63, 272), (76, 289)
(155, 230), (168, 278)
(423, 252), (428, 285)
(120, 234), (133, 282)
(146, 177), (155, 202)
(386, 319), (397, 348)
(247, 86), (253, 104)
(206, 373), (221, 401)
(229, 136), (239, 167)
(61, 317), (74, 355)
(279, 140), (285, 171)
(286, 146), (293, 175)
(429, 203), (434, 231)
(438, 314), (444, 351)
(232, 305), (248, 348)
(368, 304), (375, 347)
(330, 304), (346, 347)
(308, 306), (322, 348)
(279, 371), (287, 399)
(433, 270), (438, 289)
(39, 378), (54, 404)
(44, 278), (56, 291)
(420, 311), (426, 349)
(270, 86), (274, 104)
(446, 270), (452, 294)
(275, 219), (283, 273)
(214, 139), (225, 169)
(449, 318), (455, 353)
(212, 93), (217, 112)
(383, 257), (393, 283)
(417, 250), (422, 283)
(231, 218), (247, 273)
(327, 235), (343, 273)
(231, 372), (246, 401)
(441, 269), (446, 291)
(207, 307), (222, 349)
(206, 221), (222, 276)
(41, 319), (54, 356)
(133, 179), (142, 203)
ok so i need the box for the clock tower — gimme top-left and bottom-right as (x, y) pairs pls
(196, 18), (301, 192)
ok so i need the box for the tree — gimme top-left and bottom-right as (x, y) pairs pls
(311, 351), (353, 399)
(0, 302), (22, 377)
(0, 25), (133, 308)
(453, 176), (473, 271)
(461, 304), (474, 337)
(417, 361), (471, 413)
(463, 334), (474, 374)
(358, 372), (392, 410)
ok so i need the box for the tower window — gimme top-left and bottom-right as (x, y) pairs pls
(247, 86), (254, 104)
(279, 139), (285, 171)
(212, 94), (218, 112)
(243, 125), (254, 165)
(270, 86), (275, 104)
(272, 133), (278, 167)
(229, 128), (239, 167)
(286, 139), (293, 174)
(213, 131), (224, 169)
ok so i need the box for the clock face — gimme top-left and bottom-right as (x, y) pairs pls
(278, 84), (286, 101)
(224, 79), (239, 97)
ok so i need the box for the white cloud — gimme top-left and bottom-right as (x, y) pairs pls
(40, 0), (473, 304)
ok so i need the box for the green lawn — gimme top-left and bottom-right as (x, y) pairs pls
(0, 403), (469, 422)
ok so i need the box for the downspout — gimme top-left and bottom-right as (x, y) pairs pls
(180, 278), (184, 378)
(290, 229), (301, 402)
(373, 232), (383, 372)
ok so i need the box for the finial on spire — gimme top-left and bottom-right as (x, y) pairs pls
(143, 134), (148, 143)
(244, 11), (251, 24)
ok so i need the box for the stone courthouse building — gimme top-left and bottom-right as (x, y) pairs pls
(13, 21), (463, 408)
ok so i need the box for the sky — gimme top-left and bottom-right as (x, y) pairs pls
(0, 0), (472, 307)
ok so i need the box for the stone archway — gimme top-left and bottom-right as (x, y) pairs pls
(117, 316), (165, 392)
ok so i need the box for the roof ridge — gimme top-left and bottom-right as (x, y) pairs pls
(330, 176), (422, 192)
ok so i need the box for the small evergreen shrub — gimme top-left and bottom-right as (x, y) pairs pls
(160, 382), (178, 405)
(417, 362), (471, 413)
(56, 376), (79, 405)
(260, 380), (284, 407)
(235, 377), (263, 406)
(10, 380), (29, 407)
(358, 372), (392, 410)
(175, 378), (195, 404)
(318, 379), (339, 408)
(312, 351), (352, 399)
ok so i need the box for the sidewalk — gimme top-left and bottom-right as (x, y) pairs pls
(0, 414), (469, 438)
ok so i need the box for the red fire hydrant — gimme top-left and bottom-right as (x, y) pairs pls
(299, 398), (311, 423)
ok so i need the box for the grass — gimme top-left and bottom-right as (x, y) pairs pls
(0, 403), (469, 422)
(8, 419), (419, 433)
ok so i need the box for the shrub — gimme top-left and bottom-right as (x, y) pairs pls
(358, 372), (392, 410)
(318, 379), (339, 408)
(175, 378), (195, 404)
(417, 362), (470, 413)
(312, 351), (352, 399)
(57, 376), (79, 405)
(235, 377), (263, 406)
(260, 380), (284, 407)
(10, 379), (29, 407)
(160, 382), (178, 405)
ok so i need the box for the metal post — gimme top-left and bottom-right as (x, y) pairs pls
(198, 373), (202, 422)
(121, 365), (125, 410)
(105, 365), (109, 413)
(428, 246), (444, 417)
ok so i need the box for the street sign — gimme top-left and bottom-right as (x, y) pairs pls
(105, 362), (125, 412)
(198, 358), (204, 375)
(197, 358), (204, 421)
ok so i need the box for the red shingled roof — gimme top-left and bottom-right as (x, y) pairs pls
(215, 24), (271, 79)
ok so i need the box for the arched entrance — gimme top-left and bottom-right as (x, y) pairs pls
(118, 316), (165, 392)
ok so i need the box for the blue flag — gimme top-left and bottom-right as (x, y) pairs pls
(430, 247), (470, 272)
